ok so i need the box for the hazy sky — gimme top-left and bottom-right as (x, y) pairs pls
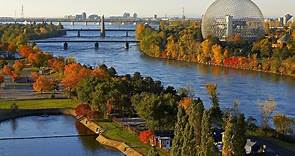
(0, 0), (294, 18)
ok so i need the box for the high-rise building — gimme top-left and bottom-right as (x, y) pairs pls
(82, 12), (87, 20)
(133, 13), (138, 19)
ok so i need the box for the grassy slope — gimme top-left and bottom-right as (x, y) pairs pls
(97, 121), (169, 156)
(0, 98), (77, 109)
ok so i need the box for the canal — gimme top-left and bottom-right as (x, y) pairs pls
(38, 23), (295, 120)
(0, 115), (123, 156)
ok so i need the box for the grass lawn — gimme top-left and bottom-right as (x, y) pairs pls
(97, 121), (170, 156)
(0, 98), (78, 109)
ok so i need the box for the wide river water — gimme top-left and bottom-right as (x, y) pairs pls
(37, 23), (295, 120)
(0, 115), (123, 156)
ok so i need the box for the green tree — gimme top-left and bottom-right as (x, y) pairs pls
(232, 114), (247, 156)
(200, 110), (217, 156)
(148, 146), (160, 156)
(172, 107), (188, 156)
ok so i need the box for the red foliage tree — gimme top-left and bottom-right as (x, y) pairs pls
(75, 103), (92, 117)
(139, 130), (154, 144)
(0, 75), (4, 84)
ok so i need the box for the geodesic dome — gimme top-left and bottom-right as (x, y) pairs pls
(201, 0), (264, 41)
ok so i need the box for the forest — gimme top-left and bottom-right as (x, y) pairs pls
(136, 21), (295, 77)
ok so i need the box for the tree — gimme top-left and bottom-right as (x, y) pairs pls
(206, 83), (222, 124)
(1, 65), (12, 76)
(222, 115), (235, 156)
(0, 75), (4, 84)
(139, 130), (154, 144)
(258, 98), (276, 129)
(200, 110), (217, 156)
(172, 107), (188, 156)
(33, 75), (55, 93)
(75, 103), (92, 117)
(19, 44), (34, 58)
(13, 60), (25, 74)
(148, 146), (160, 156)
(179, 97), (192, 110)
(273, 113), (295, 135)
(48, 58), (65, 73)
(188, 99), (205, 148)
(62, 63), (91, 92)
(232, 114), (247, 156)
(181, 124), (197, 156)
(212, 44), (223, 64)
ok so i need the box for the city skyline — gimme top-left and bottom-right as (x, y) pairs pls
(0, 0), (294, 18)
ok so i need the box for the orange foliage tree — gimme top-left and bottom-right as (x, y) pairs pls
(13, 61), (25, 74)
(19, 45), (34, 58)
(62, 63), (91, 91)
(139, 130), (154, 144)
(1, 65), (13, 76)
(179, 97), (193, 110)
(33, 75), (55, 93)
(48, 58), (65, 73)
(31, 72), (40, 81)
(212, 44), (223, 64)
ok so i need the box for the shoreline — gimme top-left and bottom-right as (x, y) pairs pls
(142, 53), (295, 78)
(0, 108), (142, 156)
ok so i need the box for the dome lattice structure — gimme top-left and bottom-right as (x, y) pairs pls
(201, 0), (264, 41)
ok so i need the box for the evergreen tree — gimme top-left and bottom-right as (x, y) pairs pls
(222, 115), (235, 156)
(232, 114), (247, 156)
(200, 110), (218, 156)
(172, 107), (188, 156)
(148, 146), (160, 156)
(188, 99), (205, 150)
(181, 124), (197, 156)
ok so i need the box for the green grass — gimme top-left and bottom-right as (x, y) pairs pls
(97, 121), (169, 156)
(0, 98), (78, 109)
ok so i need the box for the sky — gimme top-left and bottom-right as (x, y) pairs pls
(0, 0), (294, 18)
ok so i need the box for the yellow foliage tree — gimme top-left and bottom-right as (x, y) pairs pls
(212, 44), (223, 64)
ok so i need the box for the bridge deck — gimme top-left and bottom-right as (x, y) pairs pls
(65, 29), (135, 32)
(32, 40), (139, 43)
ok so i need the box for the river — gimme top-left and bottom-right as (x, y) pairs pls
(0, 115), (123, 156)
(38, 23), (295, 120)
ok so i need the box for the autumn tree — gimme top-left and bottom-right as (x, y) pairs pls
(62, 63), (91, 92)
(1, 65), (13, 76)
(13, 60), (25, 74)
(139, 130), (154, 144)
(0, 75), (4, 84)
(48, 58), (65, 73)
(258, 98), (276, 129)
(75, 103), (92, 117)
(179, 97), (192, 110)
(206, 83), (222, 124)
(33, 75), (56, 93)
(31, 72), (40, 81)
(212, 44), (223, 64)
(19, 44), (34, 58)
(273, 113), (295, 135)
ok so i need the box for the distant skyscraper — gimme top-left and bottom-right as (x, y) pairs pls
(82, 12), (87, 20)
(133, 13), (138, 19)
(154, 14), (158, 19)
(283, 14), (293, 26)
(182, 7), (185, 19)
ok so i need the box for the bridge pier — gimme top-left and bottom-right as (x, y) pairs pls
(77, 31), (81, 37)
(100, 15), (106, 37)
(124, 42), (129, 49)
(85, 22), (88, 25)
(95, 42), (99, 49)
(126, 31), (129, 37)
(64, 42), (68, 50)
(72, 21), (75, 26)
